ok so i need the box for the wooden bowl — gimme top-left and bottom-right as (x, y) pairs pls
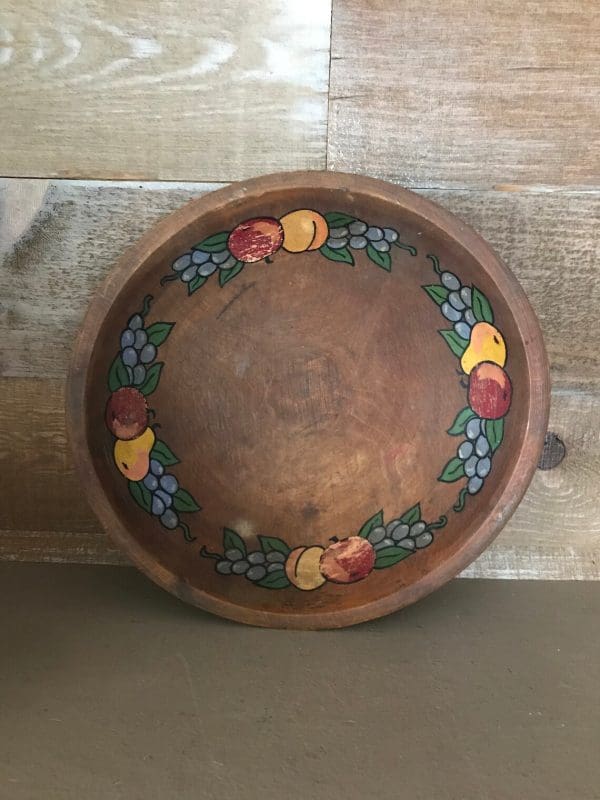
(67, 172), (549, 629)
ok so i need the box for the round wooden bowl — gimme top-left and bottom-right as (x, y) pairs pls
(67, 172), (549, 629)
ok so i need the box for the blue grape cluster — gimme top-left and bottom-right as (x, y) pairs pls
(456, 417), (492, 495)
(367, 519), (433, 552)
(326, 220), (399, 253)
(119, 314), (157, 387)
(214, 548), (286, 583)
(438, 269), (476, 341)
(171, 248), (237, 284)
(142, 459), (180, 529)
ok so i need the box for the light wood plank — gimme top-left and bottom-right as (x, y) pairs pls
(1, 380), (599, 578)
(1, 180), (598, 387)
(0, 0), (330, 179)
(328, 0), (600, 189)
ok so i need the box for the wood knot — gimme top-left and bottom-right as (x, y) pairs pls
(537, 432), (566, 470)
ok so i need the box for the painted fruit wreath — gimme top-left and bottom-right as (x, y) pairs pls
(104, 208), (512, 591)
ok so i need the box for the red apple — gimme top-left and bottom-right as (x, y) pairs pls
(227, 217), (284, 263)
(105, 387), (148, 440)
(468, 361), (512, 420)
(319, 536), (375, 584)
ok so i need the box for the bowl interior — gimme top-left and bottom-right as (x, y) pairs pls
(71, 175), (548, 628)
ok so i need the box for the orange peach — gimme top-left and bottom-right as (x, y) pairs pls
(280, 210), (329, 253)
(285, 545), (326, 590)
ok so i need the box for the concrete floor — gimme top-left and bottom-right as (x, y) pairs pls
(0, 565), (598, 800)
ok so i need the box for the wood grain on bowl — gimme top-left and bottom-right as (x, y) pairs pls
(64, 172), (549, 627)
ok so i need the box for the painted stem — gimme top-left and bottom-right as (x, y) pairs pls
(427, 254), (442, 274)
(141, 295), (153, 316)
(427, 515), (448, 532)
(160, 273), (179, 286)
(179, 522), (196, 543)
(394, 241), (418, 257)
(200, 546), (221, 560)
(453, 487), (468, 512)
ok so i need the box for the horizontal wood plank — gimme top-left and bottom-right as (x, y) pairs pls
(328, 0), (600, 189)
(0, 0), (330, 180)
(1, 180), (598, 387)
(1, 379), (598, 578)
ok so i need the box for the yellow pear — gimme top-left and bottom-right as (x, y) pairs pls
(461, 322), (506, 375)
(113, 426), (155, 481)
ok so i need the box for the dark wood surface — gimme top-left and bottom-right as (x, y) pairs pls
(67, 172), (549, 627)
(2, 563), (599, 800)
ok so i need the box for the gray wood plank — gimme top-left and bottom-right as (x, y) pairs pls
(328, 0), (600, 189)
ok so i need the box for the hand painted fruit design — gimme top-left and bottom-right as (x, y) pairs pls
(114, 426), (155, 481)
(161, 210), (418, 294)
(468, 361), (512, 420)
(201, 506), (446, 591)
(279, 209), (329, 253)
(461, 321), (506, 375)
(105, 386), (148, 440)
(286, 545), (326, 590)
(319, 536), (375, 584)
(424, 255), (512, 508)
(227, 217), (284, 263)
(136, 212), (512, 592)
(105, 295), (200, 542)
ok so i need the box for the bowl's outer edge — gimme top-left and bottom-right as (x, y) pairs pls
(66, 170), (551, 629)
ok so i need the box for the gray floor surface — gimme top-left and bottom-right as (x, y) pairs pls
(0, 564), (598, 800)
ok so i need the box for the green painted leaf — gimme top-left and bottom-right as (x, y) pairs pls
(108, 354), (131, 392)
(366, 244), (391, 271)
(150, 439), (180, 466)
(219, 261), (244, 287)
(472, 286), (494, 324)
(223, 527), (246, 556)
(400, 503), (421, 525)
(139, 362), (163, 396)
(193, 231), (230, 252)
(358, 510), (384, 539)
(486, 418), (504, 452)
(423, 284), (450, 306)
(439, 329), (469, 358)
(438, 457), (466, 482)
(128, 480), (151, 513)
(257, 570), (290, 589)
(324, 212), (355, 226)
(188, 274), (207, 295)
(173, 488), (201, 514)
(319, 244), (354, 265)
(447, 406), (477, 435)
(374, 546), (413, 569)
(258, 536), (291, 556)
(146, 322), (175, 347)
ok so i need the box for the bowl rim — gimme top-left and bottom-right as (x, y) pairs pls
(66, 170), (551, 629)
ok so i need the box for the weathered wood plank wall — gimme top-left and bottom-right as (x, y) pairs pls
(1, 0), (598, 577)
